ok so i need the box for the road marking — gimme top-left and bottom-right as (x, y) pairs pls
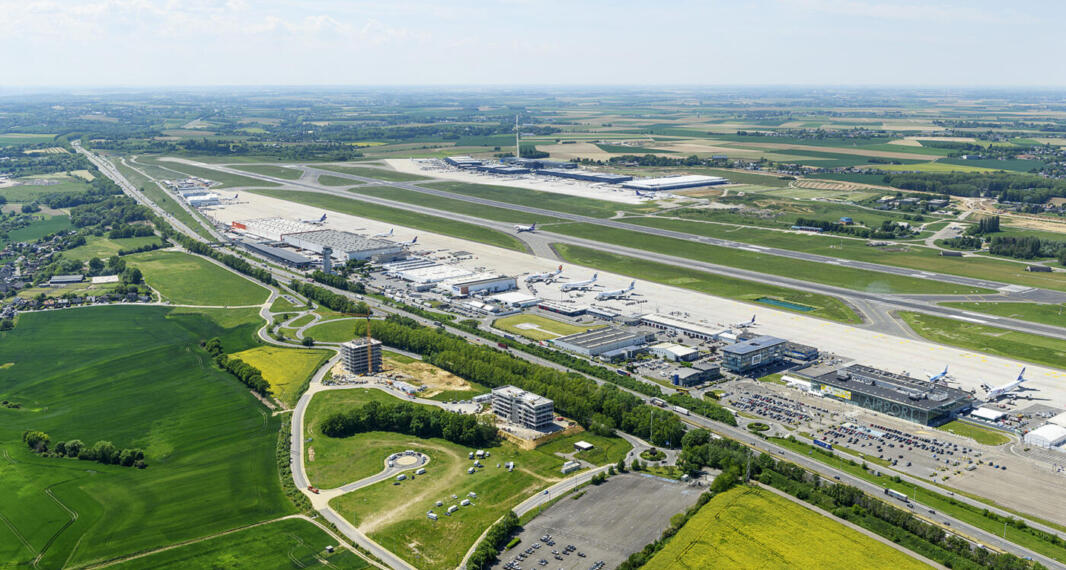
(963, 312), (998, 320)
(951, 315), (987, 324)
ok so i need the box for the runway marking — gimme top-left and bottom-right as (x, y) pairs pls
(951, 315), (988, 324)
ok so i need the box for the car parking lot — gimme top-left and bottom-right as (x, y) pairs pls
(493, 473), (704, 570)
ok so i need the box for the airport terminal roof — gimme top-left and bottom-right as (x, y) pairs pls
(287, 229), (399, 253)
(721, 335), (787, 356)
(240, 240), (311, 264)
(800, 364), (974, 411)
(622, 174), (728, 191)
(638, 313), (721, 338)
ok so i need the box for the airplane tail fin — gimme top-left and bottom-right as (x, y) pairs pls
(320, 214), (327, 222)
(628, 281), (635, 290)
(1018, 367), (1026, 382)
(751, 315), (756, 324)
(411, 236), (418, 244)
(592, 273), (597, 280)
(531, 223), (535, 230)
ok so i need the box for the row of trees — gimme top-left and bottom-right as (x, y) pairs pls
(883, 171), (1066, 204)
(22, 431), (146, 468)
(368, 317), (687, 447)
(467, 511), (520, 570)
(794, 217), (911, 239)
(289, 280), (370, 315)
(968, 215), (1001, 235)
(988, 236), (1066, 260)
(203, 337), (271, 396)
(320, 400), (497, 448)
(309, 270), (366, 294)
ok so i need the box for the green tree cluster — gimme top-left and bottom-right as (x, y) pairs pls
(467, 511), (520, 570)
(320, 400), (497, 447)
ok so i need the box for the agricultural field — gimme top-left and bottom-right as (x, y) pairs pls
(231, 164), (304, 180)
(3, 214), (72, 244)
(0, 173), (91, 202)
(246, 189), (526, 252)
(316, 164), (431, 182)
(876, 161), (1000, 173)
(644, 486), (928, 570)
(0, 306), (289, 567)
(0, 133), (58, 144)
(553, 243), (862, 323)
(939, 302), (1066, 328)
(900, 312), (1066, 371)
(60, 235), (162, 261)
(126, 250), (270, 306)
(230, 345), (333, 407)
(111, 518), (369, 569)
(493, 313), (598, 340)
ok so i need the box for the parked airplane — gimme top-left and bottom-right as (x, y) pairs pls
(733, 315), (757, 329)
(373, 228), (394, 238)
(560, 273), (597, 291)
(514, 222), (536, 233)
(402, 236), (418, 246)
(526, 265), (563, 283)
(595, 281), (635, 300)
(926, 365), (950, 383)
(981, 368), (1028, 401)
(301, 213), (327, 225)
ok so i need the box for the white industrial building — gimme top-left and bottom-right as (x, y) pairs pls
(448, 275), (516, 296)
(551, 327), (652, 358)
(232, 217), (318, 241)
(970, 408), (1006, 422)
(283, 229), (405, 261)
(1024, 424), (1066, 449)
(639, 313), (722, 341)
(622, 174), (728, 191)
(649, 342), (699, 362)
(187, 193), (220, 207)
(488, 291), (541, 308)
(394, 264), (473, 285)
(491, 385), (554, 431)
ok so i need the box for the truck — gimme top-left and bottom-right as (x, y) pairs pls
(396, 474), (406, 481)
(650, 398), (667, 408)
(885, 488), (909, 502)
(497, 342), (509, 349)
(673, 405), (690, 416)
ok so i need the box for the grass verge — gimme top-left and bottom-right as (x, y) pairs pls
(900, 312), (1066, 371)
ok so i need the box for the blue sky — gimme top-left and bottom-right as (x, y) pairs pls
(0, 0), (1061, 87)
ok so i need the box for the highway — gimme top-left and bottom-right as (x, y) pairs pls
(159, 158), (1066, 342)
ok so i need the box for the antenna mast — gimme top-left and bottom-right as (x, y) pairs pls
(515, 115), (520, 159)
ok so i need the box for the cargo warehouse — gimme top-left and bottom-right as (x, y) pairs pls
(237, 240), (311, 268)
(796, 364), (975, 426)
(622, 175), (728, 191)
(551, 327), (653, 358)
(638, 313), (721, 341)
(537, 169), (633, 184)
(282, 229), (405, 261)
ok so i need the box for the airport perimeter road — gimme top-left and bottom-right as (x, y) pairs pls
(159, 159), (1066, 341)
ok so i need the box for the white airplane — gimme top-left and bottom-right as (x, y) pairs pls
(982, 368), (1028, 401)
(373, 228), (394, 238)
(301, 213), (327, 225)
(926, 365), (950, 383)
(514, 222), (536, 233)
(733, 315), (756, 329)
(526, 265), (563, 283)
(232, 193), (239, 200)
(560, 273), (597, 292)
(595, 281), (635, 300)
(401, 236), (418, 246)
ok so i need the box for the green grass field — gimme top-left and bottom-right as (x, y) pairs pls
(318, 174), (360, 186)
(645, 486), (928, 569)
(127, 250), (270, 306)
(900, 312), (1066, 371)
(554, 244), (861, 323)
(231, 345), (332, 407)
(0, 133), (57, 144)
(939, 302), (1066, 328)
(4, 215), (72, 244)
(551, 223), (986, 295)
(270, 296), (306, 313)
(0, 306), (289, 567)
(111, 518), (369, 569)
(937, 420), (1011, 446)
(60, 235), (162, 261)
(493, 314), (597, 340)
(348, 186), (568, 225)
(427, 181), (651, 218)
(246, 189), (526, 252)
(141, 157), (280, 188)
(877, 161), (1000, 173)
(316, 164), (431, 182)
(304, 318), (361, 343)
(231, 164), (303, 180)
(0, 174), (90, 202)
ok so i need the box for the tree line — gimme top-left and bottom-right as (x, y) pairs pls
(988, 235), (1066, 261)
(23, 430), (146, 468)
(468, 511), (520, 570)
(309, 270), (366, 294)
(203, 337), (271, 396)
(289, 279), (370, 315)
(883, 171), (1066, 204)
(368, 316), (687, 447)
(794, 217), (912, 239)
(320, 400), (498, 448)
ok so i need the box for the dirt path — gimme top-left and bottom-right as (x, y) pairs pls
(356, 443), (463, 535)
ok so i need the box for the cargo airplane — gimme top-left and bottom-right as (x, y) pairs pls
(595, 281), (635, 300)
(301, 213), (327, 225)
(373, 228), (394, 238)
(526, 265), (563, 283)
(560, 273), (597, 292)
(982, 368), (1028, 401)
(514, 222), (536, 233)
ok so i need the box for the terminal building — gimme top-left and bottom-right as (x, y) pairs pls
(720, 336), (787, 373)
(237, 240), (312, 268)
(445, 156), (483, 168)
(622, 175), (729, 192)
(551, 327), (653, 358)
(282, 230), (405, 262)
(341, 338), (383, 375)
(448, 275), (516, 296)
(795, 364), (976, 426)
(491, 385), (554, 431)
(638, 313), (721, 341)
(537, 169), (633, 184)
